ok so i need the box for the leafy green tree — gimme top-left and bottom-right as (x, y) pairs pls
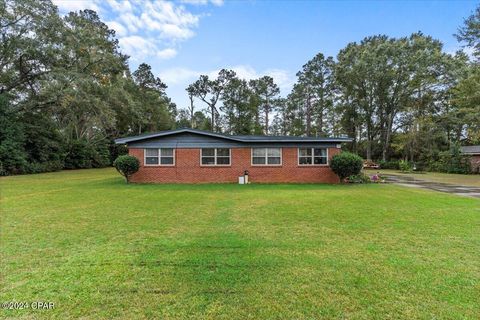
(176, 109), (192, 128)
(270, 98), (289, 135)
(133, 63), (167, 93)
(132, 63), (176, 133)
(21, 111), (65, 172)
(450, 4), (480, 144)
(456, 6), (480, 59)
(185, 86), (196, 128)
(249, 76), (280, 134)
(431, 143), (472, 174)
(451, 65), (480, 144)
(221, 77), (256, 134)
(63, 138), (110, 169)
(0, 1), (178, 175)
(0, 95), (27, 175)
(334, 33), (454, 161)
(295, 53), (335, 136)
(188, 69), (236, 131)
(335, 36), (388, 160)
(193, 111), (211, 131)
(0, 0), (63, 97)
(283, 84), (309, 136)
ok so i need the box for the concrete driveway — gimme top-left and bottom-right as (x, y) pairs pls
(383, 174), (480, 198)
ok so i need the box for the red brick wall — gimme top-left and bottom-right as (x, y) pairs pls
(128, 147), (341, 183)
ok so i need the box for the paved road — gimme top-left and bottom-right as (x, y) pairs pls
(383, 174), (480, 199)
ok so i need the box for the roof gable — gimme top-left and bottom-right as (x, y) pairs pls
(115, 128), (242, 144)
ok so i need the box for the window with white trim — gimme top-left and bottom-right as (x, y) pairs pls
(144, 148), (175, 165)
(298, 148), (327, 165)
(201, 148), (230, 165)
(252, 148), (282, 165)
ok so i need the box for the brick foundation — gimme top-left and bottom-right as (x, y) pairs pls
(128, 147), (341, 184)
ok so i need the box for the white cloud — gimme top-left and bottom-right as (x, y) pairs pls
(118, 12), (142, 33)
(112, 1), (203, 58)
(118, 36), (174, 61)
(159, 67), (201, 85)
(119, 36), (177, 61)
(54, 0), (210, 61)
(157, 48), (178, 59)
(105, 0), (133, 13)
(147, 2), (199, 26)
(181, 0), (224, 6)
(161, 23), (196, 40)
(142, 1), (199, 41)
(119, 35), (156, 57)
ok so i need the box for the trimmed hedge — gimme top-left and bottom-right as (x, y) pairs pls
(330, 152), (363, 182)
(113, 155), (139, 183)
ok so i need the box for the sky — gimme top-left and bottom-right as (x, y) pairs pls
(53, 0), (478, 110)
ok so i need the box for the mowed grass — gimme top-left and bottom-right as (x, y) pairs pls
(1, 168), (479, 319)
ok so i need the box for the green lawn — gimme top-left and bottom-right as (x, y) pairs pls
(1, 168), (479, 319)
(373, 169), (480, 187)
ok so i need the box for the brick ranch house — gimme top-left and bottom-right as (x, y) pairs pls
(115, 128), (352, 183)
(461, 145), (480, 173)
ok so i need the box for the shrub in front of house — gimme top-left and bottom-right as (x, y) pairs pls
(346, 173), (371, 183)
(330, 152), (363, 182)
(113, 155), (139, 183)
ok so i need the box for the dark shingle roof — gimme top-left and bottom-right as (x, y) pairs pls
(461, 145), (480, 155)
(115, 128), (352, 144)
(233, 134), (350, 142)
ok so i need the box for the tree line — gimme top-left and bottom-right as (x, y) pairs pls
(1, 0), (176, 174)
(1, 0), (479, 175)
(180, 10), (480, 172)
